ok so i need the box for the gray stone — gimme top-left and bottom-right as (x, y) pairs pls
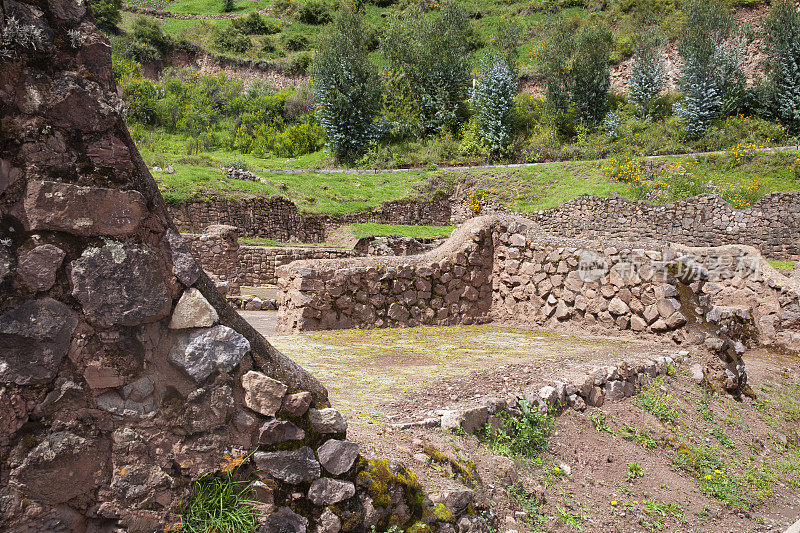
(388, 302), (410, 321)
(260, 507), (308, 533)
(657, 298), (681, 319)
(0, 245), (10, 283)
(431, 488), (475, 515)
(69, 242), (171, 327)
(317, 439), (359, 475)
(162, 229), (201, 286)
(0, 298), (78, 385)
(242, 371), (288, 416)
(17, 244), (65, 292)
(254, 447), (320, 484)
(169, 288), (218, 329)
(316, 508), (342, 533)
(690, 364), (704, 384)
(587, 386), (604, 407)
(604, 380), (634, 401)
(307, 478), (356, 506)
(96, 390), (156, 418)
(538, 385), (558, 405)
(630, 315), (647, 331)
(309, 408), (347, 434)
(457, 515), (490, 533)
(650, 318), (669, 332)
(23, 180), (146, 236)
(665, 311), (688, 329)
(441, 406), (489, 434)
(169, 326), (250, 382)
(233, 409), (258, 434)
(257, 418), (305, 446)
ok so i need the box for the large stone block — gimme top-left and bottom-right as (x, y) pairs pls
(242, 371), (288, 417)
(307, 478), (356, 506)
(169, 326), (250, 382)
(317, 439), (360, 475)
(69, 242), (171, 327)
(0, 299), (78, 385)
(24, 180), (146, 236)
(254, 447), (320, 484)
(17, 244), (65, 292)
(169, 288), (218, 329)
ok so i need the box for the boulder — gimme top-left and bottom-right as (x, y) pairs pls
(0, 299), (78, 385)
(169, 288), (219, 329)
(307, 478), (356, 506)
(257, 419), (305, 446)
(69, 242), (171, 327)
(309, 408), (347, 434)
(664, 311), (688, 329)
(161, 229), (201, 286)
(317, 439), (360, 475)
(242, 371), (288, 417)
(260, 507), (308, 533)
(254, 447), (320, 484)
(317, 508), (342, 533)
(441, 406), (488, 435)
(456, 515), (490, 533)
(431, 488), (475, 516)
(23, 180), (146, 236)
(608, 296), (629, 316)
(17, 244), (65, 292)
(169, 326), (250, 382)
(657, 298), (681, 319)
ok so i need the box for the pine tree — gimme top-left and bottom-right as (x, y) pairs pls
(473, 53), (518, 152)
(628, 30), (665, 118)
(312, 6), (382, 160)
(764, 0), (800, 134)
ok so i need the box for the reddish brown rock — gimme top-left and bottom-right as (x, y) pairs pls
(24, 180), (146, 237)
(82, 365), (123, 389)
(281, 391), (312, 417)
(17, 244), (65, 292)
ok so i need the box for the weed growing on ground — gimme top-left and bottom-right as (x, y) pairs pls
(711, 427), (735, 449)
(588, 412), (615, 434)
(477, 400), (555, 459)
(697, 394), (715, 421)
(620, 423), (658, 449)
(507, 484), (547, 532)
(179, 471), (260, 533)
(556, 503), (588, 531)
(627, 462), (644, 481)
(633, 376), (680, 423)
(638, 500), (686, 531)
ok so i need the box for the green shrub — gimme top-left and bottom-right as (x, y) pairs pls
(571, 20), (613, 124)
(215, 26), (251, 53)
(476, 400), (555, 458)
(313, 6), (382, 159)
(90, 0), (122, 33)
(223, 0), (236, 13)
(131, 16), (173, 59)
(282, 32), (309, 51)
(272, 122), (326, 157)
(287, 51), (313, 73)
(628, 28), (666, 118)
(299, 0), (333, 25)
(232, 12), (281, 35)
(382, 2), (472, 133)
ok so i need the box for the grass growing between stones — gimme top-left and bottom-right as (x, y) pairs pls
(179, 472), (260, 533)
(476, 400), (556, 460)
(347, 223), (454, 240)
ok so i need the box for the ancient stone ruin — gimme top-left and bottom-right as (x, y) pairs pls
(0, 4), (483, 532)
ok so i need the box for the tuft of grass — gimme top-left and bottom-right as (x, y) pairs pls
(620, 423), (658, 449)
(477, 400), (555, 459)
(179, 472), (260, 533)
(633, 376), (680, 424)
(588, 411), (615, 434)
(347, 223), (454, 240)
(627, 461), (644, 482)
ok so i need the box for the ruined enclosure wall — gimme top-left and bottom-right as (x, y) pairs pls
(278, 216), (800, 356)
(525, 192), (800, 260)
(277, 218), (496, 332)
(239, 245), (356, 286)
(166, 192), (452, 241)
(182, 224), (240, 293)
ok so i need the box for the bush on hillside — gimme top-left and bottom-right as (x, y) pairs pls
(232, 12), (281, 35)
(299, 0), (333, 25)
(90, 0), (122, 34)
(571, 20), (613, 124)
(313, 6), (382, 159)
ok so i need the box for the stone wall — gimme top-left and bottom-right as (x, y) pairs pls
(520, 192), (800, 260)
(182, 224), (240, 294)
(166, 192), (452, 242)
(239, 245), (356, 286)
(0, 5), (483, 532)
(277, 215), (800, 390)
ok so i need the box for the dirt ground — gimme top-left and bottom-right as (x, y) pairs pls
(244, 315), (800, 533)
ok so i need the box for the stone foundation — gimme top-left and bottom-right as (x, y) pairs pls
(239, 246), (356, 286)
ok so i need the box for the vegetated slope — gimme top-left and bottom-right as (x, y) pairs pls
(346, 348), (800, 532)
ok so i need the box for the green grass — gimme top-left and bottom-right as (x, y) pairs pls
(767, 260), (795, 273)
(348, 223), (454, 240)
(179, 472), (259, 533)
(476, 400), (556, 460)
(632, 376), (681, 424)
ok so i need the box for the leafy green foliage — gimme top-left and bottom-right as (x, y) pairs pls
(90, 0), (122, 33)
(179, 472), (259, 533)
(571, 21), (613, 124)
(382, 2), (472, 133)
(588, 411), (615, 434)
(214, 25), (251, 53)
(633, 376), (680, 423)
(313, 6), (382, 159)
(299, 0), (333, 25)
(627, 461), (644, 481)
(473, 53), (518, 152)
(477, 400), (555, 458)
(231, 12), (281, 35)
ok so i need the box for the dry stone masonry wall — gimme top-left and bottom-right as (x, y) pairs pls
(0, 4), (484, 532)
(239, 245), (356, 286)
(182, 224), (241, 294)
(278, 215), (800, 393)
